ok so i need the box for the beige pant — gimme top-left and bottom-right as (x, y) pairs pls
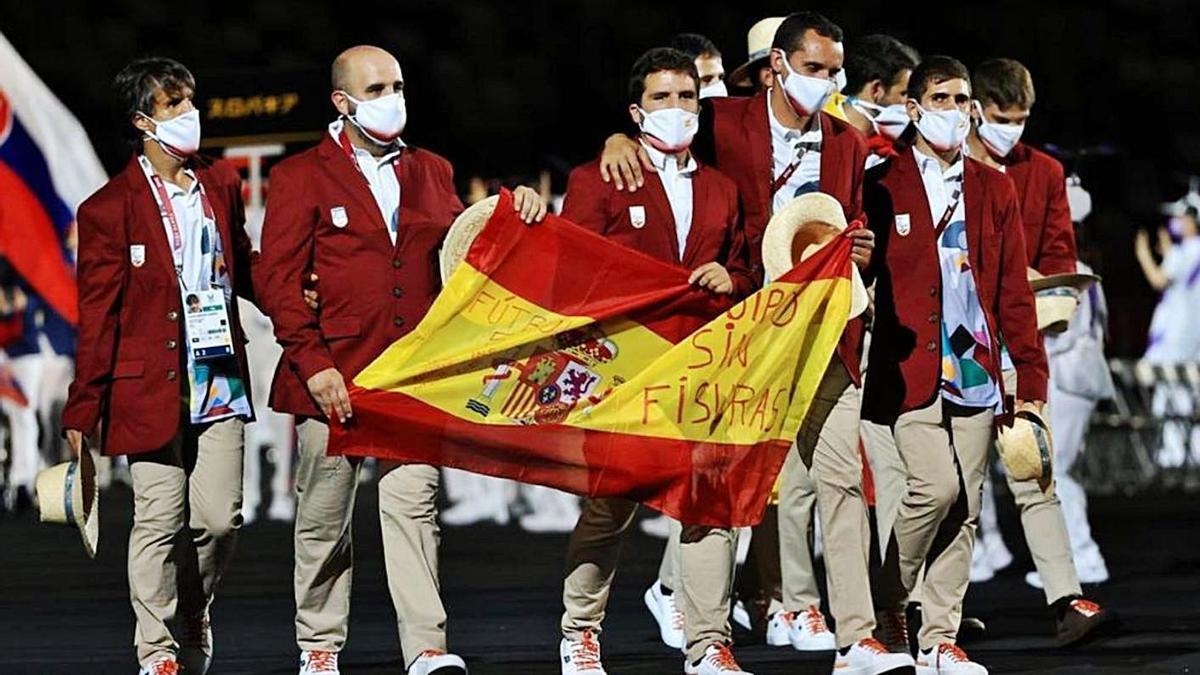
(658, 517), (682, 590)
(561, 497), (641, 636)
(678, 525), (738, 662)
(798, 363), (875, 647)
(778, 447), (820, 613)
(293, 420), (447, 660)
(873, 398), (994, 649)
(128, 417), (244, 666)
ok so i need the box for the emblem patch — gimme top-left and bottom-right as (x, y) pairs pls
(629, 205), (646, 229)
(895, 213), (911, 237)
(331, 206), (349, 228)
(130, 244), (146, 268)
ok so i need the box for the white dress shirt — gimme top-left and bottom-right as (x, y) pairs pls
(329, 119), (404, 245)
(768, 90), (823, 215)
(640, 140), (698, 260)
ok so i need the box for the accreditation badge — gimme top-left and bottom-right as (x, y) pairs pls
(182, 288), (235, 361)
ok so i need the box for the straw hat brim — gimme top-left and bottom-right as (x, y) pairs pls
(35, 449), (99, 558)
(1028, 272), (1100, 293)
(440, 195), (500, 284)
(997, 410), (1054, 485)
(1035, 294), (1078, 334)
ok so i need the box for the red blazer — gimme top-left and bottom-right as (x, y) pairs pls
(695, 91), (870, 382)
(62, 155), (254, 456)
(255, 135), (464, 418)
(561, 157), (754, 298)
(1000, 142), (1077, 275)
(862, 150), (1048, 424)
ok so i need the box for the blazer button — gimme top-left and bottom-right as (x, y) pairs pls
(166, 369), (178, 381)
(166, 339), (177, 350)
(926, 341), (938, 352)
(928, 312), (939, 324)
(167, 310), (179, 321)
(392, 259), (403, 268)
(393, 316), (405, 327)
(928, 286), (937, 297)
(392, 287), (404, 298)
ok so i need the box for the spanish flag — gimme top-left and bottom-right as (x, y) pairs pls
(331, 190), (853, 527)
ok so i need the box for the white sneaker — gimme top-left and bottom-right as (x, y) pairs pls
(969, 543), (994, 583)
(178, 610), (212, 674)
(441, 499), (508, 526)
(685, 644), (753, 674)
(644, 581), (685, 649)
(1024, 571), (1045, 590)
(299, 650), (340, 674)
(915, 643), (987, 675)
(833, 638), (916, 675)
(1075, 549), (1110, 584)
(772, 607), (836, 651)
(138, 657), (180, 675)
(561, 630), (606, 675)
(267, 495), (296, 522)
(408, 649), (467, 675)
(981, 532), (1013, 572)
(640, 513), (672, 538)
(731, 601), (751, 632)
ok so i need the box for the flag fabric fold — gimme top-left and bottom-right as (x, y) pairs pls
(331, 189), (854, 527)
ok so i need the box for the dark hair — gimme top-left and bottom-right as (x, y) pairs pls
(113, 57), (195, 140)
(973, 58), (1036, 110)
(771, 12), (844, 55)
(905, 55), (970, 100)
(844, 34), (920, 96)
(628, 47), (699, 104)
(669, 33), (721, 59)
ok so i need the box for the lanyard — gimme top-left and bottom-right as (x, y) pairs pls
(771, 161), (801, 196)
(933, 174), (965, 237)
(137, 155), (216, 264)
(338, 128), (403, 183)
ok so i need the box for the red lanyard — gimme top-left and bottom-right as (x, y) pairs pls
(934, 179), (964, 237)
(771, 161), (801, 196)
(139, 156), (216, 256)
(338, 128), (403, 183)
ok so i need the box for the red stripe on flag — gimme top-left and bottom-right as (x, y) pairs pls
(333, 386), (790, 528)
(0, 160), (79, 324)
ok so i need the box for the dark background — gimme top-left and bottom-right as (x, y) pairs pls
(4, 0), (1198, 355)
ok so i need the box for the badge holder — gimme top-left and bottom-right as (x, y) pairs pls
(182, 288), (235, 361)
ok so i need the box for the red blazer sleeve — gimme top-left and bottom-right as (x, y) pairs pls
(722, 184), (755, 299)
(994, 179), (1049, 402)
(1036, 159), (1077, 275)
(62, 195), (127, 435)
(255, 162), (334, 383)
(560, 165), (610, 235)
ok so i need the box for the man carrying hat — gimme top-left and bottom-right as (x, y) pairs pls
(62, 57), (256, 675)
(254, 45), (545, 675)
(600, 13), (914, 675)
(963, 56), (1115, 646)
(556, 46), (755, 675)
(862, 55), (1048, 674)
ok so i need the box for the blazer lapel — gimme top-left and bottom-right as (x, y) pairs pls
(744, 92), (773, 218)
(963, 160), (986, 273)
(817, 113), (845, 209)
(642, 171), (681, 262)
(195, 164), (237, 282)
(316, 135), (389, 236)
(681, 166), (714, 269)
(123, 157), (179, 280)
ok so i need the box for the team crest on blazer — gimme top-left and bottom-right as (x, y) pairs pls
(330, 206), (348, 228)
(129, 244), (146, 268)
(895, 213), (911, 237)
(629, 205), (646, 229)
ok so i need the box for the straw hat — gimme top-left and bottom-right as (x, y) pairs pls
(761, 192), (870, 319)
(1028, 271), (1099, 334)
(35, 449), (99, 558)
(729, 17), (785, 89)
(997, 408), (1054, 488)
(440, 195), (500, 283)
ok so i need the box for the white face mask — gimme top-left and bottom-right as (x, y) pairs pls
(699, 80), (728, 99)
(849, 99), (911, 141)
(775, 50), (835, 117)
(637, 106), (699, 153)
(141, 109), (201, 159)
(342, 92), (407, 145)
(973, 101), (1025, 158)
(835, 69), (847, 93)
(912, 102), (970, 152)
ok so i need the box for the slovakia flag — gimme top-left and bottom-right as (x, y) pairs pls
(0, 31), (107, 327)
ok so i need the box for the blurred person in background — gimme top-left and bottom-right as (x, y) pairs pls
(670, 32), (727, 98)
(839, 34), (920, 167)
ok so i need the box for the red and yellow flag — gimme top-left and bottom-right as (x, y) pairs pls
(331, 190), (854, 527)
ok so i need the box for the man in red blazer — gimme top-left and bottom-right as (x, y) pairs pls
(254, 45), (544, 675)
(600, 14), (901, 675)
(965, 57), (1114, 646)
(62, 57), (254, 675)
(863, 56), (1048, 675)
(556, 47), (755, 675)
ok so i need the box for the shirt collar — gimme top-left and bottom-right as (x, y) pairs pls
(767, 89), (823, 144)
(913, 145), (964, 180)
(328, 119), (405, 165)
(639, 140), (697, 175)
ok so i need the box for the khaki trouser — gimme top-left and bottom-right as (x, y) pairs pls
(129, 417), (244, 666)
(658, 517), (682, 590)
(679, 525), (738, 662)
(873, 397), (994, 650)
(793, 362), (875, 647)
(561, 497), (641, 637)
(777, 448), (820, 613)
(293, 420), (447, 660)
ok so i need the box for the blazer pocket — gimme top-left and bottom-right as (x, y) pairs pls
(321, 317), (362, 340)
(112, 360), (145, 379)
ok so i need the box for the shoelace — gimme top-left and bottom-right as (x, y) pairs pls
(801, 606), (831, 634)
(705, 645), (742, 671)
(938, 643), (972, 664)
(668, 596), (684, 631)
(878, 610), (908, 648)
(1070, 599), (1102, 618)
(419, 649), (447, 659)
(150, 660), (180, 675)
(306, 651), (339, 672)
(858, 637), (891, 655)
(571, 631), (602, 670)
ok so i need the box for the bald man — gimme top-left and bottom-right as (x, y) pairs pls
(255, 45), (546, 675)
